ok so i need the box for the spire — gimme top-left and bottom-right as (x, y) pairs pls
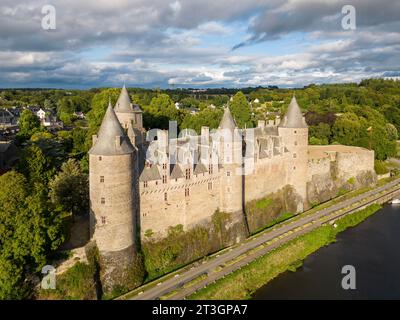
(279, 95), (307, 128)
(219, 107), (237, 130)
(114, 84), (134, 113)
(89, 103), (134, 155)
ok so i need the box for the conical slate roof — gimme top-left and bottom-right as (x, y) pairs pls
(114, 85), (134, 113)
(89, 102), (134, 155)
(279, 96), (307, 128)
(219, 107), (237, 130)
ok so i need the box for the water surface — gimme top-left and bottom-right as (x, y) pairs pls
(253, 204), (400, 299)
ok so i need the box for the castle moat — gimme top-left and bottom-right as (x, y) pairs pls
(252, 203), (400, 299)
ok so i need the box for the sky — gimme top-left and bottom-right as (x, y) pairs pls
(0, 0), (399, 89)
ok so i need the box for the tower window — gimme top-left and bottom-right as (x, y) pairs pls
(98, 156), (102, 161)
(185, 168), (191, 180)
(101, 197), (105, 204)
(163, 175), (167, 184)
(293, 153), (297, 158)
(101, 216), (106, 224)
(227, 171), (231, 177)
(164, 192), (168, 201)
(163, 163), (167, 170)
(100, 176), (104, 183)
(293, 166), (296, 170)
(185, 188), (190, 197)
(143, 181), (148, 188)
(208, 164), (213, 174)
(208, 182), (213, 190)
(294, 130), (297, 134)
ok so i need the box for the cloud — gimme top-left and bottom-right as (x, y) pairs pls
(0, 0), (399, 88)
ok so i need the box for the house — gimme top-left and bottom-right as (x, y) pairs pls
(0, 139), (18, 175)
(37, 108), (47, 120)
(0, 109), (17, 129)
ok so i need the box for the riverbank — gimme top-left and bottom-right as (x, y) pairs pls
(188, 203), (382, 300)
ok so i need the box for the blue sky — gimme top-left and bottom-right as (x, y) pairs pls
(0, 0), (399, 88)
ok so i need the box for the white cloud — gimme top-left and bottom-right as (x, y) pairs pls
(0, 0), (398, 88)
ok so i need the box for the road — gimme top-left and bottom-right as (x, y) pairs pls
(124, 178), (400, 300)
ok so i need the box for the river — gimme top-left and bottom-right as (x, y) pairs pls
(252, 203), (400, 299)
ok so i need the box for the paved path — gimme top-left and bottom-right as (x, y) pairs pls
(125, 178), (400, 300)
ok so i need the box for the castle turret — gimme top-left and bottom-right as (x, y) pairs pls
(114, 85), (144, 141)
(218, 107), (243, 214)
(278, 95), (308, 208)
(89, 101), (141, 293)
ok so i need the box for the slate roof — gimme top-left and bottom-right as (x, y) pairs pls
(114, 85), (134, 113)
(139, 164), (161, 181)
(89, 102), (134, 156)
(0, 141), (11, 153)
(219, 107), (237, 130)
(279, 96), (307, 128)
(170, 164), (184, 179)
(194, 163), (208, 175)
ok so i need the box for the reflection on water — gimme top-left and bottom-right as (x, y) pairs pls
(252, 204), (400, 299)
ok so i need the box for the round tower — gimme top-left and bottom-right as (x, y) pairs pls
(114, 85), (144, 130)
(218, 107), (243, 214)
(278, 95), (308, 207)
(114, 85), (145, 148)
(89, 101), (141, 293)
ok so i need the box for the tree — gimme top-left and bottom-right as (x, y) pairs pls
(0, 172), (65, 299)
(144, 94), (181, 129)
(332, 113), (362, 146)
(49, 159), (89, 216)
(309, 122), (332, 142)
(180, 97), (200, 110)
(18, 109), (41, 139)
(385, 123), (398, 141)
(229, 91), (252, 128)
(18, 144), (55, 185)
(180, 108), (224, 133)
(383, 105), (400, 132)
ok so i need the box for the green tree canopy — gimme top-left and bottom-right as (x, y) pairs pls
(229, 91), (252, 128)
(18, 109), (41, 139)
(0, 172), (65, 299)
(49, 159), (89, 216)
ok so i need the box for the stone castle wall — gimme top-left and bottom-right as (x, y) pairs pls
(244, 152), (290, 203)
(306, 146), (376, 204)
(139, 168), (221, 238)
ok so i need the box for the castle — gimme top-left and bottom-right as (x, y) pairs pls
(89, 86), (375, 292)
